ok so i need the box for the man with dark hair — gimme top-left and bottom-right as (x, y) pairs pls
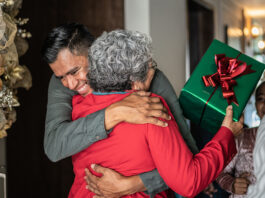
(42, 23), (199, 197)
(42, 23), (95, 64)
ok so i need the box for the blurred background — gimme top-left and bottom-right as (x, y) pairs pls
(0, 0), (265, 197)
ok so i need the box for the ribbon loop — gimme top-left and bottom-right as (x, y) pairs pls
(202, 54), (255, 106)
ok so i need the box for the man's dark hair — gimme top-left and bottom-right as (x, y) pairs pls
(41, 23), (95, 64)
(255, 81), (265, 100)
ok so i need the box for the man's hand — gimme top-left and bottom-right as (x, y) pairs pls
(221, 105), (244, 137)
(84, 164), (146, 198)
(232, 173), (250, 195)
(105, 91), (171, 130)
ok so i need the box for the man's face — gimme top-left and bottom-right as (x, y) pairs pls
(255, 83), (265, 119)
(50, 48), (93, 96)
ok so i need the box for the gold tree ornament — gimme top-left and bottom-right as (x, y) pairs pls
(13, 65), (32, 90)
(2, 0), (22, 18)
(14, 36), (28, 57)
(0, 1), (32, 138)
(0, 0), (14, 8)
(0, 129), (6, 138)
(0, 10), (17, 53)
(0, 85), (19, 108)
(0, 78), (3, 90)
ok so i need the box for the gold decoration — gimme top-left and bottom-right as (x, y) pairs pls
(0, 78), (3, 90)
(0, 10), (16, 53)
(14, 34), (28, 57)
(0, 1), (32, 138)
(2, 0), (22, 18)
(13, 65), (31, 90)
(0, 108), (6, 129)
(0, 0), (14, 8)
(0, 130), (6, 138)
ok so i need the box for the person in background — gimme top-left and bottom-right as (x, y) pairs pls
(68, 29), (243, 198)
(216, 81), (265, 198)
(42, 23), (199, 198)
(247, 113), (265, 198)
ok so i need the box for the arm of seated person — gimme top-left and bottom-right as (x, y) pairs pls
(84, 164), (167, 198)
(216, 129), (248, 194)
(44, 75), (170, 162)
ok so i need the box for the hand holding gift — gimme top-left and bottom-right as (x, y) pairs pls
(221, 105), (244, 137)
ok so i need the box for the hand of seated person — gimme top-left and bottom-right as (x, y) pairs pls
(203, 182), (217, 198)
(232, 172), (250, 195)
(84, 164), (146, 198)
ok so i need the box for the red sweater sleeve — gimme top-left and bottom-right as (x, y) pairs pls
(146, 120), (236, 198)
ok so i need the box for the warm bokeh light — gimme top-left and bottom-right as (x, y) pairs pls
(244, 27), (249, 36)
(251, 26), (260, 37)
(245, 9), (265, 18)
(258, 40), (265, 50)
(227, 28), (243, 37)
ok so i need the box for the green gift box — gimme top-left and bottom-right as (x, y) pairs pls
(179, 39), (265, 134)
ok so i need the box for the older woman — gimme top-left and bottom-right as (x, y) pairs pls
(69, 30), (242, 198)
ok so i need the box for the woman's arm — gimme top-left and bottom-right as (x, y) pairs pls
(216, 136), (240, 193)
(146, 101), (239, 197)
(150, 70), (199, 154)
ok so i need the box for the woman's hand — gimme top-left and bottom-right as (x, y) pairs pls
(222, 105), (244, 137)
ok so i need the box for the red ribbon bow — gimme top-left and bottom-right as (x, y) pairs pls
(202, 54), (255, 105)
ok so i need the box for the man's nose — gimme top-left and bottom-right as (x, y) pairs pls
(63, 75), (78, 90)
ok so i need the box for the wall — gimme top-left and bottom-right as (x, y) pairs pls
(125, 0), (187, 94)
(124, 0), (150, 34)
(150, 0), (187, 94)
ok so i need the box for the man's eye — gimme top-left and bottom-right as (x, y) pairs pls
(70, 67), (81, 75)
(71, 70), (78, 75)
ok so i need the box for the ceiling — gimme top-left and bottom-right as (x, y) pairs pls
(235, 0), (265, 18)
(236, 0), (265, 8)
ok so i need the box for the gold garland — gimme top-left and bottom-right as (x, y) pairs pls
(0, 0), (32, 138)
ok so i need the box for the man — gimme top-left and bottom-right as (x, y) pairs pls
(41, 23), (200, 197)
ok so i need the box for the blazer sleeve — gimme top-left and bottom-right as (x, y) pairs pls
(44, 75), (109, 162)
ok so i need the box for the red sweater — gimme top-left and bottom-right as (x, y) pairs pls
(69, 92), (237, 198)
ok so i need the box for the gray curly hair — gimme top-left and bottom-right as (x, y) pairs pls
(88, 29), (153, 92)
